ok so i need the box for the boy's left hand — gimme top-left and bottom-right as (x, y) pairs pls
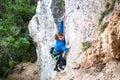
(66, 44), (70, 49)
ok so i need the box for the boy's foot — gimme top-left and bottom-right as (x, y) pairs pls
(59, 66), (64, 70)
(54, 68), (60, 72)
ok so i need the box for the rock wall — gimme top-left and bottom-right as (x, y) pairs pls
(28, 0), (119, 80)
(28, 1), (57, 80)
(81, 6), (120, 70)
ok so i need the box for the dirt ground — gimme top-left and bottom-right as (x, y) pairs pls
(6, 62), (40, 80)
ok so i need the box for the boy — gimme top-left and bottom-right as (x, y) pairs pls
(53, 15), (68, 72)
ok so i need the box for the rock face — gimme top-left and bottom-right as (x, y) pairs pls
(28, 0), (120, 80)
(81, 7), (120, 69)
(28, 1), (57, 80)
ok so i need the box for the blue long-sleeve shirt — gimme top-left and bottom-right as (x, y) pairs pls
(59, 20), (64, 33)
(54, 20), (68, 51)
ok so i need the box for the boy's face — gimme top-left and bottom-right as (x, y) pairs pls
(58, 35), (64, 40)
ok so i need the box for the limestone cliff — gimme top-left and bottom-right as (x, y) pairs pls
(81, 7), (120, 68)
(28, 0), (120, 80)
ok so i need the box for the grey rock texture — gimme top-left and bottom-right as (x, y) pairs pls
(28, 0), (119, 80)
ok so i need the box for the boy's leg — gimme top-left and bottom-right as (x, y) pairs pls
(62, 57), (66, 66)
(54, 58), (60, 72)
(63, 50), (69, 59)
(58, 56), (66, 70)
(59, 63), (64, 70)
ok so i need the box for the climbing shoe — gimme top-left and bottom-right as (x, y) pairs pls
(54, 68), (60, 72)
(59, 66), (64, 70)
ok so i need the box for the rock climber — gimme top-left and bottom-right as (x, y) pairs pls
(50, 15), (69, 72)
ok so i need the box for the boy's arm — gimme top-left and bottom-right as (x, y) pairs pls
(59, 15), (65, 33)
(62, 46), (68, 51)
(59, 20), (64, 33)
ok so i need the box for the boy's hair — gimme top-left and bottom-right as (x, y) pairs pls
(55, 31), (64, 40)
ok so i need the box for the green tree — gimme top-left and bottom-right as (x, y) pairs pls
(0, 0), (37, 78)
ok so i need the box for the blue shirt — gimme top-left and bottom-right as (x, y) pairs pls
(54, 20), (68, 51)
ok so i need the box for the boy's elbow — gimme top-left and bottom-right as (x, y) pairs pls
(62, 47), (68, 51)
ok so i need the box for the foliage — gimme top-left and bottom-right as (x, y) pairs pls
(0, 0), (37, 78)
(104, 2), (110, 9)
(82, 41), (91, 51)
(56, 0), (63, 7)
(99, 22), (109, 33)
(98, 0), (116, 26)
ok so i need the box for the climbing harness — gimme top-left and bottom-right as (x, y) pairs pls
(54, 55), (60, 60)
(50, 47), (63, 60)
